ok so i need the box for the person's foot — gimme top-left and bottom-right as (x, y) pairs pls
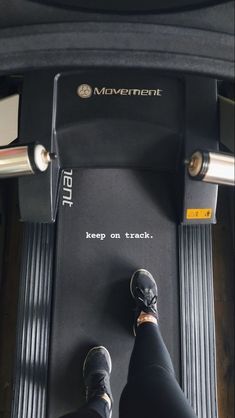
(83, 346), (113, 412)
(130, 269), (159, 335)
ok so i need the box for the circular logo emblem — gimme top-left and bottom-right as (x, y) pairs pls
(77, 84), (93, 99)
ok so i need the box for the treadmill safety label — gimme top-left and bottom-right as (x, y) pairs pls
(186, 208), (212, 220)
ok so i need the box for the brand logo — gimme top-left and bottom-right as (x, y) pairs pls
(62, 169), (73, 208)
(77, 85), (163, 98)
(77, 84), (93, 99)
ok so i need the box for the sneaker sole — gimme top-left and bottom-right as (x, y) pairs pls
(83, 345), (112, 377)
(130, 268), (156, 299)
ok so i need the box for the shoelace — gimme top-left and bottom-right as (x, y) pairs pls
(136, 287), (157, 309)
(87, 375), (109, 399)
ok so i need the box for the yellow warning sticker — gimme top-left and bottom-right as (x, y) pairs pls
(186, 208), (212, 220)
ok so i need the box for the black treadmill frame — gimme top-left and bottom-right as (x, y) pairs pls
(11, 69), (219, 418)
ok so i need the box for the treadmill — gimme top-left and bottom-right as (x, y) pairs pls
(0, 2), (234, 418)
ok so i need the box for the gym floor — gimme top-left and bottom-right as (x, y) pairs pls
(0, 181), (234, 418)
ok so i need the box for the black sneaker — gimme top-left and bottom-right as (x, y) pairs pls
(130, 269), (158, 335)
(83, 346), (113, 410)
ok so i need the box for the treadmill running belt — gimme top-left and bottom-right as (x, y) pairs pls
(48, 169), (180, 418)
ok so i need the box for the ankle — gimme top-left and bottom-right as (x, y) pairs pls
(137, 311), (158, 327)
(101, 393), (112, 410)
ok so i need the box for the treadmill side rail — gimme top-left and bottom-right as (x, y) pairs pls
(179, 224), (218, 418)
(11, 223), (55, 418)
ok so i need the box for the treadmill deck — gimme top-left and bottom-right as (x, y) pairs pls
(48, 168), (180, 418)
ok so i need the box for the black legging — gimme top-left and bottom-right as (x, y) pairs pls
(61, 323), (197, 418)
